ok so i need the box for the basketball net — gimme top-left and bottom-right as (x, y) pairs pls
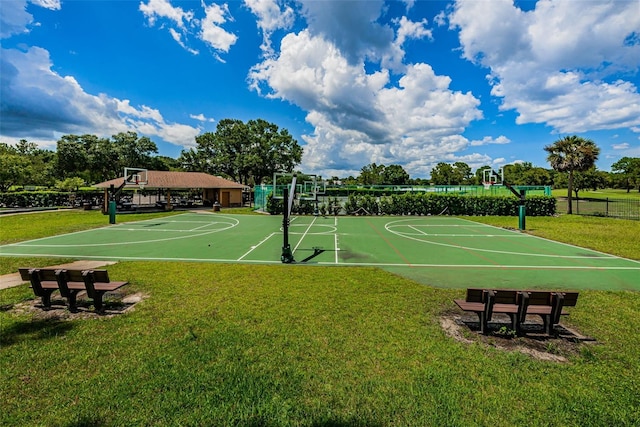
(483, 182), (492, 190)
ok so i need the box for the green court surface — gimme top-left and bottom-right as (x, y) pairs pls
(1, 212), (639, 290)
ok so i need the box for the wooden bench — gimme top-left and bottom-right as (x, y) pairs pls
(454, 288), (579, 335)
(454, 288), (520, 334)
(19, 268), (128, 312)
(518, 291), (579, 335)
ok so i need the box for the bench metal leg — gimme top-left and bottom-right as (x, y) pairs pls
(507, 313), (519, 334)
(67, 290), (80, 313)
(476, 312), (489, 335)
(93, 293), (105, 313)
(40, 290), (54, 309)
(543, 315), (553, 335)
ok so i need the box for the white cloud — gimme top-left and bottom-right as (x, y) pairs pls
(250, 30), (483, 177)
(244, 0), (295, 55)
(169, 28), (199, 55)
(139, 0), (193, 29)
(385, 16), (432, 70)
(449, 0), (640, 133)
(298, 0), (396, 66)
(470, 135), (511, 146)
(0, 0), (32, 38)
(199, 2), (237, 55)
(395, 16), (432, 47)
(0, 46), (200, 149)
(402, 0), (416, 12)
(612, 143), (630, 150)
(30, 0), (60, 10)
(190, 113), (215, 122)
(434, 10), (447, 27)
(139, 0), (238, 59)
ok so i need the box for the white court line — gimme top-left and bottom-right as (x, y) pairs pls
(0, 252), (280, 264)
(110, 228), (209, 233)
(456, 217), (640, 266)
(334, 233), (339, 264)
(404, 224), (488, 227)
(387, 220), (619, 260)
(189, 222), (219, 231)
(293, 216), (318, 253)
(2, 214), (239, 248)
(406, 225), (524, 238)
(317, 261), (640, 270)
(238, 232), (278, 261)
(3, 251), (638, 270)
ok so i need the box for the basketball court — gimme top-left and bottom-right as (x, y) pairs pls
(1, 212), (638, 290)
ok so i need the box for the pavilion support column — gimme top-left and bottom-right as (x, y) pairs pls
(102, 188), (109, 213)
(166, 189), (172, 210)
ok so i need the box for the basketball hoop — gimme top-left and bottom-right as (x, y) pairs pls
(483, 182), (492, 190)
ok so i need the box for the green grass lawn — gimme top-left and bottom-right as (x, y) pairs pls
(1, 210), (640, 426)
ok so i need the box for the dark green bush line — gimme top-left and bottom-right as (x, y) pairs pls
(267, 193), (556, 216)
(0, 190), (100, 208)
(267, 195), (342, 215)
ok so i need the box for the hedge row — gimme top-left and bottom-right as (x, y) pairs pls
(266, 193), (556, 216)
(0, 191), (103, 208)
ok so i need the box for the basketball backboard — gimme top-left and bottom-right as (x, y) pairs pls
(124, 167), (148, 188)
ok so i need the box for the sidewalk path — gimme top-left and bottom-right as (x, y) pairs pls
(0, 261), (117, 290)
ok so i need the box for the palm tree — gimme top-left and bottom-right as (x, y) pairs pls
(544, 135), (600, 214)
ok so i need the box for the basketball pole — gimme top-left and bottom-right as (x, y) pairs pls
(492, 169), (526, 231)
(281, 174), (297, 263)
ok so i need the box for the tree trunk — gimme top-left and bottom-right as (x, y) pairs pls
(567, 171), (573, 214)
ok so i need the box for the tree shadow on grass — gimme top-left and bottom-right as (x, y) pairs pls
(238, 416), (382, 427)
(62, 415), (108, 427)
(0, 318), (75, 347)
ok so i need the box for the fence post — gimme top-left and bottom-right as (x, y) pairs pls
(606, 198), (609, 217)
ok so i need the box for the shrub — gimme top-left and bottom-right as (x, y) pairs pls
(266, 192), (556, 217)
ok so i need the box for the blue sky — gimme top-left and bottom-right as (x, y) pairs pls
(1, 0), (639, 179)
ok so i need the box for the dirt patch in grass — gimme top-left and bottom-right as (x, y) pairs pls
(8, 291), (149, 321)
(441, 311), (595, 363)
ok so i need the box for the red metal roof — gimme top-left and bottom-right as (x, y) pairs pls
(94, 171), (248, 190)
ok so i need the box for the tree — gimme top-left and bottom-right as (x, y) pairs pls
(430, 162), (455, 185)
(112, 131), (158, 171)
(0, 141), (56, 189)
(504, 162), (552, 186)
(544, 135), (600, 214)
(149, 155), (181, 171)
(189, 119), (251, 183)
(56, 177), (85, 191)
(475, 165), (492, 185)
(182, 118), (302, 185)
(0, 144), (31, 191)
(572, 167), (607, 198)
(611, 157), (640, 193)
(55, 135), (89, 179)
(452, 162), (472, 184)
(382, 164), (410, 185)
(358, 163), (385, 185)
(246, 119), (302, 185)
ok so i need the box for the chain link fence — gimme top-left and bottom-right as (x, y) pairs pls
(557, 198), (640, 220)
